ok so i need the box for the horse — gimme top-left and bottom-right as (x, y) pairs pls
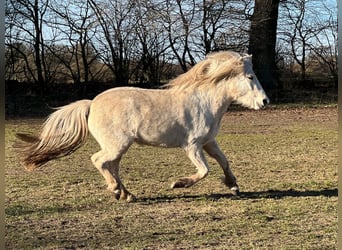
(15, 51), (269, 202)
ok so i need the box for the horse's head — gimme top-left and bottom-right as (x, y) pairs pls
(166, 51), (269, 110)
(227, 54), (269, 110)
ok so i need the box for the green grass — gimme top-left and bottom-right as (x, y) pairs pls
(5, 107), (337, 249)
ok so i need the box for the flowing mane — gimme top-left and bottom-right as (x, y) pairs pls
(165, 51), (246, 91)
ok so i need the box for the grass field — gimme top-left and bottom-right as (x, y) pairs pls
(5, 106), (337, 249)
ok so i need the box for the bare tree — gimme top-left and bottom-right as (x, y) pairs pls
(5, 42), (34, 82)
(211, 0), (254, 53)
(48, 0), (99, 85)
(163, 0), (198, 72)
(282, 0), (318, 80)
(5, 0), (337, 91)
(278, 0), (337, 85)
(306, 1), (337, 88)
(6, 0), (49, 86)
(134, 0), (170, 86)
(200, 0), (229, 54)
(163, 0), (241, 71)
(89, 0), (139, 85)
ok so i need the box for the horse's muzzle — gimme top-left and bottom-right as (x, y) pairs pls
(263, 98), (270, 106)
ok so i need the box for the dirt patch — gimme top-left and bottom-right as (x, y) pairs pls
(226, 106), (337, 123)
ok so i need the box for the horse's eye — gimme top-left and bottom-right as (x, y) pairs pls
(247, 75), (253, 80)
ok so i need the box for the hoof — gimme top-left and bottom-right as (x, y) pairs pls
(171, 178), (194, 188)
(107, 186), (121, 200)
(221, 176), (239, 196)
(113, 189), (121, 200)
(107, 185), (136, 202)
(119, 191), (137, 202)
(119, 190), (137, 202)
(230, 186), (240, 196)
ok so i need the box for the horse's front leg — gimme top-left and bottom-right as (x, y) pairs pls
(203, 140), (240, 196)
(171, 144), (209, 188)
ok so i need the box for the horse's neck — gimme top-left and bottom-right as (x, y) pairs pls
(188, 88), (232, 119)
(210, 97), (231, 121)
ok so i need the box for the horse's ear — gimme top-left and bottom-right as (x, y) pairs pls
(239, 54), (252, 64)
(242, 54), (252, 60)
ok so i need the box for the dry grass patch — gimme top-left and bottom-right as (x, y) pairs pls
(5, 107), (337, 249)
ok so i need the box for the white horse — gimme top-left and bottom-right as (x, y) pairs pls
(15, 51), (269, 202)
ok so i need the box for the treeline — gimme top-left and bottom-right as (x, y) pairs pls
(5, 0), (337, 92)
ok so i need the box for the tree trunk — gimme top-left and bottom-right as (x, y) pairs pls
(248, 0), (280, 90)
(34, 0), (44, 86)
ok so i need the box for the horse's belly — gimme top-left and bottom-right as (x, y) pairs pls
(135, 125), (187, 148)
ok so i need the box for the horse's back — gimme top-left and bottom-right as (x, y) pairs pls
(90, 87), (171, 117)
(88, 87), (187, 147)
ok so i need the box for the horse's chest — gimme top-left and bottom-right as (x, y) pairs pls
(191, 114), (220, 140)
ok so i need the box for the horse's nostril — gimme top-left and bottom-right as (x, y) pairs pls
(263, 99), (269, 106)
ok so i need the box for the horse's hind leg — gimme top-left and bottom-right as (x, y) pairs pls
(91, 151), (119, 194)
(171, 144), (209, 188)
(203, 140), (239, 196)
(108, 157), (135, 202)
(91, 148), (135, 202)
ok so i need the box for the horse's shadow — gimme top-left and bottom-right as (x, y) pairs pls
(6, 188), (337, 217)
(138, 188), (338, 204)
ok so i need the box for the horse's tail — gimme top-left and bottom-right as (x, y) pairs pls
(15, 99), (92, 171)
